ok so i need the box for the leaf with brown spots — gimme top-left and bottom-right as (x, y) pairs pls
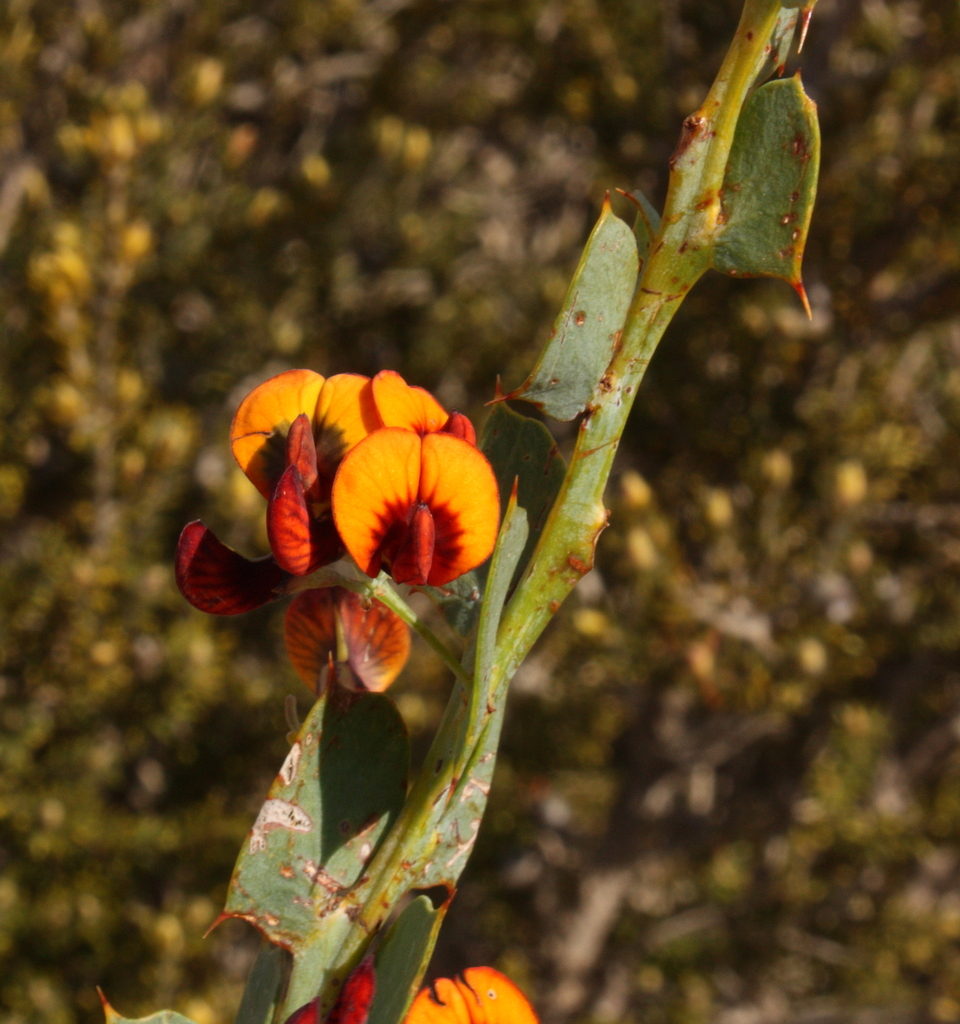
(713, 74), (820, 307)
(502, 195), (638, 421)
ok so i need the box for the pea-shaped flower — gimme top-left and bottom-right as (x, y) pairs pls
(332, 427), (499, 587)
(176, 368), (379, 614)
(404, 968), (539, 1024)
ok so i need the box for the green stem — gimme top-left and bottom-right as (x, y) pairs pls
(490, 0), (784, 694)
(366, 575), (473, 687)
(272, 2), (804, 1015)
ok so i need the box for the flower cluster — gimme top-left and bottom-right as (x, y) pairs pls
(174, 368), (499, 691)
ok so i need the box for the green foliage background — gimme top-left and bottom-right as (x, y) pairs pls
(3, 1), (960, 1022)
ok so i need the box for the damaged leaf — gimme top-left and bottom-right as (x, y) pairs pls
(223, 688), (408, 951)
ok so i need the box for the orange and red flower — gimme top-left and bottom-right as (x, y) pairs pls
(232, 369), (380, 576)
(284, 587), (410, 694)
(175, 366), (498, 631)
(333, 428), (498, 587)
(404, 968), (539, 1024)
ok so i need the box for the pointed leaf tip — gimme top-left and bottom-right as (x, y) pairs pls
(97, 988), (113, 1022)
(799, 8), (813, 52)
(793, 279), (812, 319)
(96, 999), (200, 1024)
(487, 375), (506, 406)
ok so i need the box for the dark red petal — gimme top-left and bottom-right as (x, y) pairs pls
(442, 411), (476, 446)
(339, 590), (411, 692)
(389, 503), (435, 586)
(282, 998), (320, 1024)
(283, 588), (337, 692)
(175, 521), (284, 615)
(286, 412), (321, 501)
(268, 466), (344, 576)
(326, 959), (376, 1024)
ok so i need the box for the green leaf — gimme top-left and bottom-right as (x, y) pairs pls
(505, 197), (638, 420)
(223, 687), (409, 951)
(417, 711), (499, 891)
(713, 74), (820, 299)
(473, 486), (529, 707)
(420, 404), (564, 634)
(479, 404), (566, 589)
(235, 942), (289, 1024)
(623, 189), (661, 263)
(417, 571), (482, 638)
(368, 500), (530, 904)
(750, 7), (800, 85)
(368, 896), (447, 1024)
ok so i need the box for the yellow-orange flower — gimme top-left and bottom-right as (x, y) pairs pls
(231, 370), (381, 575)
(405, 968), (539, 1024)
(332, 427), (499, 587)
(176, 366), (489, 614)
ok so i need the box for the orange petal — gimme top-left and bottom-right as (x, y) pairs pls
(338, 591), (410, 691)
(406, 979), (473, 1024)
(405, 971), (539, 1024)
(283, 589), (337, 691)
(231, 369), (325, 499)
(314, 374), (381, 479)
(457, 969), (539, 1024)
(175, 521), (284, 615)
(418, 433), (499, 586)
(372, 370), (448, 435)
(332, 428), (421, 578)
(268, 466), (343, 576)
(284, 588), (409, 693)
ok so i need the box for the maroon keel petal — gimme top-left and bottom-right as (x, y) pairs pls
(286, 412), (321, 501)
(278, 958), (375, 1024)
(442, 410), (477, 446)
(175, 520), (284, 615)
(268, 465), (343, 576)
(389, 502), (436, 586)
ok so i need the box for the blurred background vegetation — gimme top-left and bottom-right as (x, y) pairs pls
(2, 0), (960, 1022)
